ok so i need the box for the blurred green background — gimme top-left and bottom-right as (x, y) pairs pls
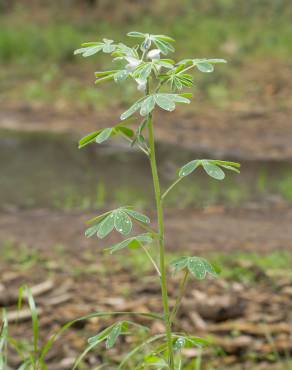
(1, 3), (292, 369)
(1, 0), (291, 110)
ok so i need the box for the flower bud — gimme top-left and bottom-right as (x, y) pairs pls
(147, 49), (161, 60)
(125, 57), (141, 72)
(141, 37), (151, 51)
(135, 78), (147, 92)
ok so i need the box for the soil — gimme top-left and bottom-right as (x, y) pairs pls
(1, 206), (292, 369)
(1, 102), (292, 160)
(1, 101), (292, 368)
(1, 204), (292, 255)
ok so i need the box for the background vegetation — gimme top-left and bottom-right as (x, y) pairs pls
(1, 0), (291, 110)
(1, 2), (292, 369)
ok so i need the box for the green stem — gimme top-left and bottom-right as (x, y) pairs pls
(179, 63), (196, 75)
(170, 270), (189, 324)
(119, 132), (149, 156)
(147, 113), (175, 369)
(161, 177), (184, 201)
(141, 245), (161, 277)
(135, 220), (158, 235)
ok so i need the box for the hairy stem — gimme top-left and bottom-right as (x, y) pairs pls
(147, 113), (175, 369)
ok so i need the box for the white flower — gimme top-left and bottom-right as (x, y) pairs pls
(147, 49), (161, 60)
(125, 57), (141, 72)
(135, 78), (147, 92)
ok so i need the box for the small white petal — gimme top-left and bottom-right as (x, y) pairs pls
(135, 78), (147, 92)
(147, 49), (161, 60)
(125, 57), (141, 71)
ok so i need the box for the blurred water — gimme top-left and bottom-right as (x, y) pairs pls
(0, 129), (291, 210)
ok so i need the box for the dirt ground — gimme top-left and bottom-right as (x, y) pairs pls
(1, 102), (292, 368)
(1, 101), (292, 160)
(1, 205), (292, 254)
(1, 204), (292, 369)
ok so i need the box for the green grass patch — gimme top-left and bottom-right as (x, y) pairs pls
(1, 6), (292, 108)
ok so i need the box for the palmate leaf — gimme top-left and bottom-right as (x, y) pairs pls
(95, 128), (113, 143)
(140, 95), (155, 116)
(94, 69), (130, 85)
(188, 257), (210, 279)
(97, 213), (115, 238)
(127, 32), (175, 43)
(154, 35), (175, 43)
(177, 58), (227, 73)
(195, 61), (214, 73)
(74, 39), (116, 58)
(87, 324), (115, 347)
(166, 73), (193, 91)
(120, 98), (145, 120)
(106, 323), (122, 349)
(74, 39), (117, 58)
(152, 35), (175, 55)
(88, 321), (148, 350)
(119, 334), (165, 369)
(74, 43), (103, 57)
(178, 159), (240, 180)
(134, 334), (208, 370)
(154, 94), (176, 111)
(133, 62), (153, 81)
(113, 43), (139, 59)
(75, 321), (146, 370)
(127, 32), (175, 55)
(95, 75), (115, 85)
(153, 38), (174, 55)
(120, 93), (192, 120)
(127, 31), (146, 38)
(124, 209), (150, 224)
(179, 160), (201, 177)
(101, 39), (115, 53)
(155, 59), (175, 69)
(141, 355), (168, 368)
(170, 256), (189, 275)
(114, 209), (132, 235)
(115, 125), (134, 139)
(114, 69), (129, 82)
(210, 160), (241, 173)
(85, 223), (101, 238)
(193, 58), (227, 73)
(85, 207), (151, 239)
(170, 256), (218, 280)
(78, 130), (103, 149)
(106, 233), (153, 254)
(131, 119), (149, 153)
(86, 210), (112, 225)
(201, 160), (225, 180)
(78, 121), (134, 149)
(173, 335), (209, 350)
(78, 127), (113, 147)
(155, 93), (191, 112)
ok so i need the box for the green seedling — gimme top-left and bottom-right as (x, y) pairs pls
(74, 31), (240, 369)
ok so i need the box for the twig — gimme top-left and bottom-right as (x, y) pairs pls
(7, 308), (43, 323)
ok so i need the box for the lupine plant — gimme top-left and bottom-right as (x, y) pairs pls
(74, 32), (240, 369)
